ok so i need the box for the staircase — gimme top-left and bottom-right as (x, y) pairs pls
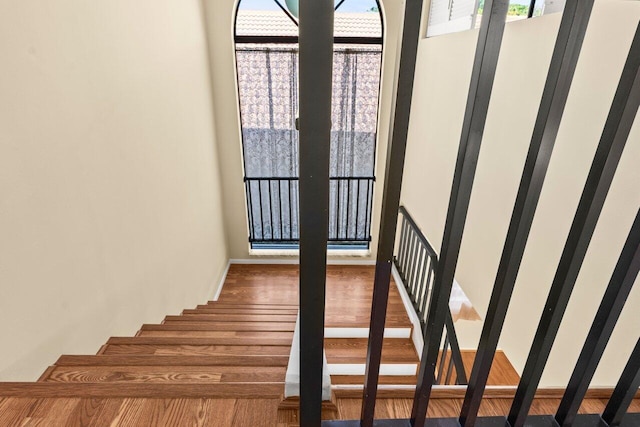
(0, 264), (525, 425)
(40, 302), (296, 389)
(0, 265), (421, 425)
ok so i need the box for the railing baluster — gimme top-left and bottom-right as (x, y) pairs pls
(445, 311), (467, 385)
(415, 252), (429, 312)
(412, 247), (426, 304)
(360, 0), (424, 423)
(411, 1), (508, 424)
(398, 217), (408, 276)
(355, 179), (361, 239)
(336, 178), (341, 241)
(400, 219), (411, 278)
(602, 337), (640, 426)
(460, 1), (594, 424)
(419, 257), (434, 325)
(410, 236), (423, 298)
(288, 180), (293, 240)
(268, 179), (274, 240)
(445, 349), (455, 385)
(298, 0), (333, 424)
(258, 180), (265, 241)
(277, 180), (283, 240)
(556, 24), (640, 424)
(246, 180), (255, 242)
(508, 14), (639, 427)
(365, 179), (371, 240)
(392, 207), (469, 391)
(408, 233), (418, 297)
(345, 179), (351, 240)
(555, 208), (640, 426)
(436, 336), (449, 385)
(408, 245), (418, 300)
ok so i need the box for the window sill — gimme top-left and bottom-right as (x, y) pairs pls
(248, 248), (372, 258)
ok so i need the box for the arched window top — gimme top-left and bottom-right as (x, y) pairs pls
(235, 0), (382, 40)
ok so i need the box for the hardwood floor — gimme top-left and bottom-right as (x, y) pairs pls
(1, 395), (637, 426)
(0, 263), (634, 426)
(333, 397), (640, 420)
(219, 264), (412, 329)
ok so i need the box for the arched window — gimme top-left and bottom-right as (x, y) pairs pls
(235, 0), (383, 250)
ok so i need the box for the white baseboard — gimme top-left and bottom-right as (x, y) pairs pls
(211, 261), (231, 301)
(392, 264), (425, 359)
(327, 363), (417, 376)
(324, 327), (411, 339)
(230, 258), (376, 265)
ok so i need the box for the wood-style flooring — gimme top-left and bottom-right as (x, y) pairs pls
(0, 263), (633, 426)
(218, 264), (413, 329)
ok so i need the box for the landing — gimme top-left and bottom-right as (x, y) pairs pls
(218, 264), (412, 330)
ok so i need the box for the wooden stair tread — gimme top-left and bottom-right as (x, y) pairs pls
(107, 336), (293, 346)
(165, 314), (298, 323)
(0, 382), (284, 398)
(136, 330), (294, 339)
(43, 365), (286, 383)
(324, 317), (412, 329)
(148, 322), (295, 332)
(102, 344), (291, 356)
(461, 350), (520, 386)
(54, 355), (289, 367)
(185, 308), (299, 315)
(204, 303), (298, 309)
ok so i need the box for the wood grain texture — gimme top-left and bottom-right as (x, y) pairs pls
(0, 397), (40, 426)
(217, 264), (412, 328)
(325, 338), (418, 364)
(37, 366), (57, 382)
(45, 366), (285, 383)
(145, 321), (296, 332)
(185, 308), (299, 315)
(0, 383), (284, 398)
(103, 344), (291, 356)
(106, 336), (293, 346)
(332, 386), (640, 400)
(461, 350), (520, 386)
(55, 355), (289, 367)
(333, 397), (640, 419)
(2, 263), (635, 425)
(136, 330), (294, 339)
(166, 314), (298, 323)
(26, 397), (80, 426)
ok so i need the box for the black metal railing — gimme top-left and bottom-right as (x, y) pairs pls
(395, 206), (467, 385)
(244, 176), (374, 246)
(324, 0), (640, 426)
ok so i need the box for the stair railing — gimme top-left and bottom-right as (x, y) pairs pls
(324, 0), (640, 425)
(395, 205), (467, 385)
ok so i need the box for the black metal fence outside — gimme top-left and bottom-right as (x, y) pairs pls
(244, 176), (374, 246)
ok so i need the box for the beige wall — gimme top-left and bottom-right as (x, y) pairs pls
(402, 0), (640, 386)
(201, 0), (406, 260)
(0, 0), (228, 380)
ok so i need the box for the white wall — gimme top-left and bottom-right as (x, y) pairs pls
(402, 0), (640, 386)
(0, 0), (228, 380)
(201, 0), (406, 260)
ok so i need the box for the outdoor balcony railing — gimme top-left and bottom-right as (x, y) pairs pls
(244, 176), (375, 247)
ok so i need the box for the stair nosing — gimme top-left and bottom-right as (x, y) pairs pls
(0, 382), (285, 398)
(54, 355), (290, 367)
